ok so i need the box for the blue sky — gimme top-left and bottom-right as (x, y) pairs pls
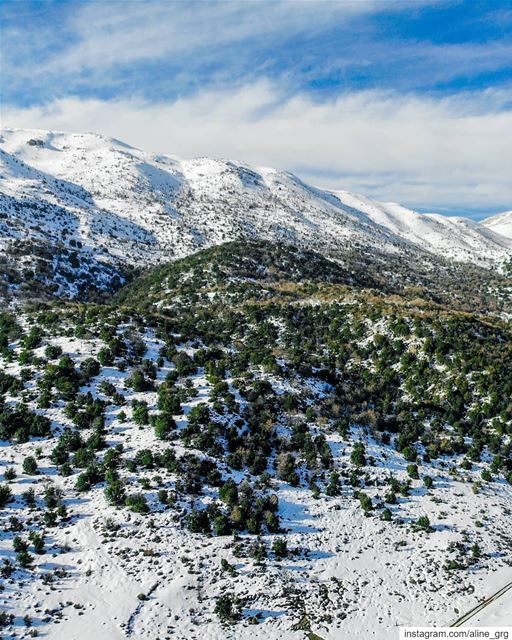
(2, 0), (512, 218)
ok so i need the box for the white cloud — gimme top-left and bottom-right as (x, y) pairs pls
(1, 0), (383, 79)
(3, 81), (512, 212)
(69, 1), (369, 67)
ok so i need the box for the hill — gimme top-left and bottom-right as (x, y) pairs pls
(115, 239), (512, 316)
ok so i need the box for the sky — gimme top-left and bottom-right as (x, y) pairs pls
(1, 0), (512, 219)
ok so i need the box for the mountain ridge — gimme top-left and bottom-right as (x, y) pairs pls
(1, 126), (511, 302)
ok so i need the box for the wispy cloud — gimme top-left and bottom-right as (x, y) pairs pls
(65, 1), (375, 70)
(4, 82), (512, 214)
(1, 1), (381, 94)
(3, 0), (497, 104)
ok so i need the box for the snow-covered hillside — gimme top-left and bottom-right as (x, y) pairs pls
(1, 127), (511, 299)
(333, 191), (512, 266)
(1, 284), (512, 640)
(483, 210), (512, 240)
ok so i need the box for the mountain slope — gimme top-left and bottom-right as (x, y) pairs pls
(1, 127), (511, 301)
(1, 243), (512, 639)
(113, 239), (512, 316)
(483, 210), (512, 240)
(114, 239), (355, 310)
(333, 190), (512, 262)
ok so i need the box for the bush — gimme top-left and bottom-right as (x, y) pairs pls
(22, 456), (39, 475)
(13, 536), (28, 553)
(1, 559), (14, 579)
(0, 404), (52, 442)
(132, 402), (149, 425)
(172, 352), (197, 377)
(276, 453), (299, 485)
(126, 370), (153, 392)
(45, 344), (63, 360)
(4, 467), (16, 481)
(214, 593), (241, 623)
(414, 515), (433, 532)
(0, 611), (14, 629)
(213, 514), (232, 536)
(219, 479), (238, 506)
(125, 493), (149, 514)
(0, 371), (23, 395)
(43, 510), (58, 527)
(402, 446), (417, 462)
(16, 549), (33, 568)
(97, 347), (113, 366)
(186, 509), (211, 534)
(381, 508), (392, 521)
(406, 464), (419, 479)
(358, 492), (373, 514)
(326, 471), (341, 496)
(29, 532), (45, 554)
(104, 480), (126, 506)
(24, 327), (42, 350)
(43, 485), (63, 510)
(220, 558), (237, 575)
(272, 538), (288, 558)
(21, 488), (36, 507)
(350, 442), (366, 467)
(75, 466), (101, 492)
(73, 447), (96, 468)
(80, 357), (101, 381)
(154, 414), (176, 440)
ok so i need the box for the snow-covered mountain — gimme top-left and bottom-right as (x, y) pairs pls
(482, 210), (512, 240)
(1, 127), (511, 298)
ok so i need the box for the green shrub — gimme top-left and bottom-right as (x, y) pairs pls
(214, 593), (241, 623)
(22, 456), (39, 475)
(125, 493), (149, 514)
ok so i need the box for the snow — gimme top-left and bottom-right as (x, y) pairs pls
(332, 190), (512, 261)
(1, 126), (512, 636)
(483, 210), (512, 241)
(2, 314), (512, 639)
(1, 127), (511, 300)
(463, 581), (512, 626)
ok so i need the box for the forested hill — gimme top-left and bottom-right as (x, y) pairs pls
(115, 239), (512, 316)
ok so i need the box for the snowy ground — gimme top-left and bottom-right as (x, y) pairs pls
(465, 593), (512, 627)
(459, 574), (512, 627)
(1, 321), (512, 639)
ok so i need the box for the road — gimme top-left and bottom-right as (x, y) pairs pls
(451, 580), (512, 627)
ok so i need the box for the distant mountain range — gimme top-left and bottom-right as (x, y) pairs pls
(0, 127), (511, 300)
